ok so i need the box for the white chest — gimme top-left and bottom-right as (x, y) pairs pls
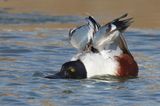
(79, 51), (120, 78)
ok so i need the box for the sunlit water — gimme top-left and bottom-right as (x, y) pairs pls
(0, 12), (160, 106)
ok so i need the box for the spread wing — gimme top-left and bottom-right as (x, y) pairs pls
(69, 16), (100, 51)
(93, 13), (133, 53)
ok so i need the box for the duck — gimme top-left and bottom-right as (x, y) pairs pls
(45, 13), (138, 79)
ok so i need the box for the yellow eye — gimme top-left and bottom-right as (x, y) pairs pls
(68, 67), (75, 73)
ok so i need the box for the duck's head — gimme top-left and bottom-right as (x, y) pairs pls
(45, 60), (87, 79)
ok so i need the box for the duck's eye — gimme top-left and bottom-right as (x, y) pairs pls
(68, 67), (75, 73)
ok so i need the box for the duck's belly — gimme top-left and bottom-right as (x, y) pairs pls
(80, 53), (119, 78)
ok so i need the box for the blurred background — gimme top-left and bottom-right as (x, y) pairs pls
(0, 0), (160, 30)
(0, 1), (160, 106)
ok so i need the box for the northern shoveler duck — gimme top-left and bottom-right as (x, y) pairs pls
(45, 13), (138, 79)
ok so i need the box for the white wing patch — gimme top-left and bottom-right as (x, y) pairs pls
(110, 24), (117, 31)
(87, 25), (94, 42)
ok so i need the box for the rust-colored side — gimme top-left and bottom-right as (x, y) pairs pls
(115, 54), (138, 77)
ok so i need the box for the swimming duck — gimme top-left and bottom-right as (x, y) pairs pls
(45, 14), (138, 79)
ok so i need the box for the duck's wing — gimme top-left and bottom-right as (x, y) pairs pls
(86, 16), (101, 32)
(93, 13), (133, 52)
(119, 33), (133, 58)
(111, 13), (133, 32)
(69, 24), (90, 51)
(69, 16), (100, 51)
(112, 13), (134, 57)
(93, 23), (120, 51)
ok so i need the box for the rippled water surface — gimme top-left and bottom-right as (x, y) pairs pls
(0, 9), (160, 106)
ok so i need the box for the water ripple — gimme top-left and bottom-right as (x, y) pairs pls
(0, 12), (82, 24)
(0, 28), (159, 106)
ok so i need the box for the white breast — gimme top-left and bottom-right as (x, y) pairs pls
(79, 50), (122, 78)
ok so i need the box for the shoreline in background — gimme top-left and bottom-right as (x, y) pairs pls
(0, 0), (159, 29)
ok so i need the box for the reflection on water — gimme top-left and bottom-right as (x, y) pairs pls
(0, 27), (159, 106)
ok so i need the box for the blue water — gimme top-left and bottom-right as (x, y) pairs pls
(0, 12), (160, 106)
(0, 9), (82, 24)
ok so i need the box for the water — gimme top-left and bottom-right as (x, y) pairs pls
(0, 11), (160, 106)
(0, 10), (82, 24)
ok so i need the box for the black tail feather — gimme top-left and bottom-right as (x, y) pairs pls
(113, 13), (128, 22)
(111, 13), (133, 32)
